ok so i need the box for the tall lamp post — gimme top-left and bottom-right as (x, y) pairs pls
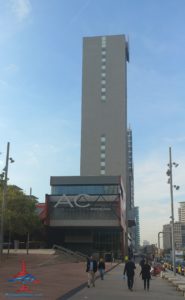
(0, 142), (14, 259)
(166, 147), (179, 276)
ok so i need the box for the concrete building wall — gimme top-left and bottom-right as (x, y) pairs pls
(80, 35), (129, 191)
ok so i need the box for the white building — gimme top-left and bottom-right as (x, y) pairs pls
(143, 240), (150, 246)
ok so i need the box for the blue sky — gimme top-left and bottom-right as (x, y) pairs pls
(0, 0), (185, 245)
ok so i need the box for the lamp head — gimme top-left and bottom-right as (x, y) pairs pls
(166, 169), (171, 176)
(174, 185), (180, 190)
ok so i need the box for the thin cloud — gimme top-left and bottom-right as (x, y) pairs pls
(10, 0), (31, 21)
(69, 0), (91, 26)
(4, 63), (19, 73)
(164, 136), (185, 144)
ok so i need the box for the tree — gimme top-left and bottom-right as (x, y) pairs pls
(0, 184), (43, 244)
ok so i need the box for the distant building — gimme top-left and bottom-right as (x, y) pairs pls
(143, 240), (150, 246)
(163, 224), (172, 250)
(178, 202), (185, 223)
(163, 222), (185, 251)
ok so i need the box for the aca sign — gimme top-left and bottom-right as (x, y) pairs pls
(54, 194), (90, 208)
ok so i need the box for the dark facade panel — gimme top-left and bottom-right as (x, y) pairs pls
(50, 175), (121, 186)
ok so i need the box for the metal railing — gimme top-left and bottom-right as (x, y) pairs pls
(52, 244), (87, 260)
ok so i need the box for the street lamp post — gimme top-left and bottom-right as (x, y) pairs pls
(166, 147), (179, 276)
(169, 147), (176, 276)
(0, 142), (14, 259)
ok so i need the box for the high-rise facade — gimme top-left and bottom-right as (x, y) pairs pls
(80, 35), (129, 191)
(133, 206), (140, 252)
(127, 127), (140, 253)
(127, 127), (134, 210)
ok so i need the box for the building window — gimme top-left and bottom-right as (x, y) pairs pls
(101, 80), (106, 85)
(101, 153), (106, 159)
(100, 161), (105, 167)
(101, 36), (106, 48)
(100, 165), (105, 170)
(101, 58), (106, 63)
(100, 170), (105, 175)
(100, 144), (106, 150)
(101, 95), (106, 101)
(101, 87), (106, 93)
(101, 135), (106, 142)
(101, 73), (106, 78)
(102, 50), (106, 56)
(101, 65), (106, 70)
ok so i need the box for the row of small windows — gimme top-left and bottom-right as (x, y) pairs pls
(100, 135), (106, 175)
(101, 36), (106, 48)
(51, 184), (119, 195)
(101, 37), (107, 102)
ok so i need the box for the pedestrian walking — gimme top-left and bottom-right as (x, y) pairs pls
(139, 256), (145, 269)
(98, 258), (105, 280)
(140, 259), (151, 291)
(123, 257), (136, 291)
(86, 255), (97, 288)
(178, 264), (182, 275)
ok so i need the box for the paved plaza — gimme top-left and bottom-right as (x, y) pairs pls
(62, 264), (184, 300)
(0, 254), (184, 300)
(0, 253), (116, 300)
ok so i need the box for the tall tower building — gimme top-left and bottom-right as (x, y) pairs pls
(80, 35), (129, 190)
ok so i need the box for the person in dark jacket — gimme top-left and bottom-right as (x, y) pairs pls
(86, 256), (97, 288)
(123, 258), (136, 291)
(140, 259), (151, 291)
(139, 257), (145, 269)
(98, 258), (105, 280)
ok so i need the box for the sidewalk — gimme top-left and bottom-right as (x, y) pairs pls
(65, 264), (184, 300)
